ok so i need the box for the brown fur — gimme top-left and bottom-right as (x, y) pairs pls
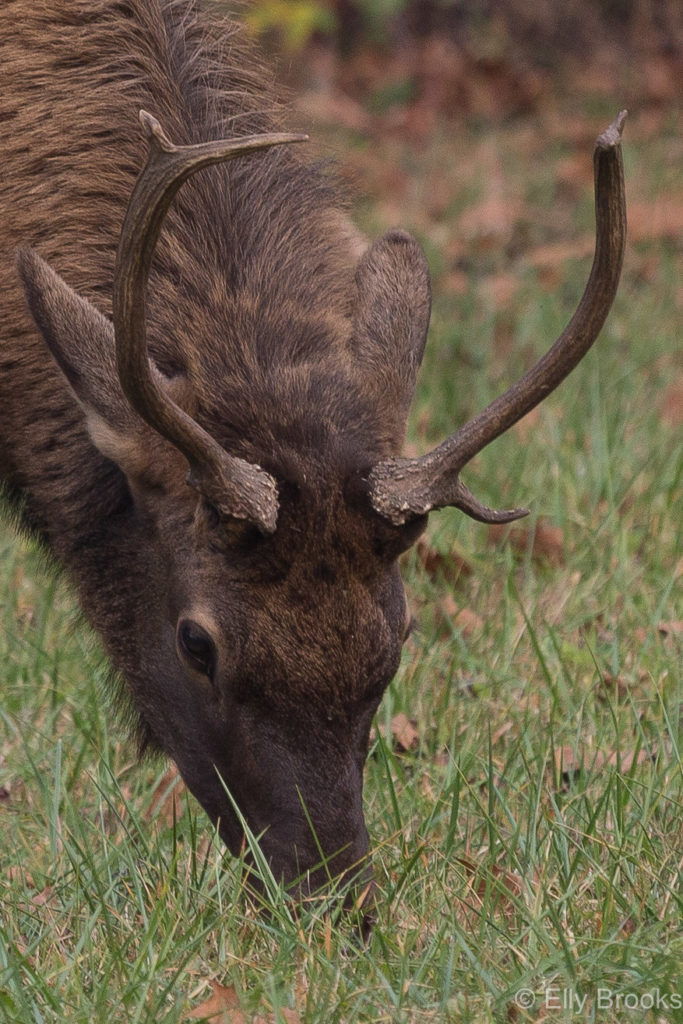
(0, 0), (432, 892)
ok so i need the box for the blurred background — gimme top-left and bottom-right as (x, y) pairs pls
(242, 0), (680, 128)
(233, 0), (681, 449)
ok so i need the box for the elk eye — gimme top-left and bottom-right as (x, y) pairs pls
(177, 620), (216, 678)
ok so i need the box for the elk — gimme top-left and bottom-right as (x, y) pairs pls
(0, 0), (626, 902)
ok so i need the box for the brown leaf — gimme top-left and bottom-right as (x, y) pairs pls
(607, 749), (653, 772)
(30, 885), (56, 908)
(456, 855), (525, 912)
(7, 866), (36, 888)
(188, 981), (243, 1022)
(415, 538), (473, 582)
(491, 720), (514, 745)
(554, 744), (653, 784)
(453, 605), (485, 636)
(490, 520), (565, 565)
(601, 671), (629, 699)
(553, 745), (585, 786)
(437, 593), (484, 638)
(658, 620), (683, 637)
(390, 712), (419, 752)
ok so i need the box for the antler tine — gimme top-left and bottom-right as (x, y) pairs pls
(369, 110), (628, 526)
(113, 111), (308, 534)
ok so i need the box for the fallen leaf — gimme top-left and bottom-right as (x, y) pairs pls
(456, 855), (526, 916)
(390, 712), (419, 752)
(188, 981), (243, 1022)
(553, 745), (585, 786)
(601, 671), (629, 699)
(7, 866), (36, 888)
(30, 886), (56, 908)
(437, 593), (484, 637)
(490, 520), (565, 565)
(491, 720), (514, 745)
(553, 744), (654, 785)
(296, 87), (373, 134)
(453, 605), (485, 635)
(658, 620), (683, 637)
(607, 748), (653, 772)
(415, 538), (473, 582)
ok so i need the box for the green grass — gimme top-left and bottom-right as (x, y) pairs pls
(1, 106), (680, 1022)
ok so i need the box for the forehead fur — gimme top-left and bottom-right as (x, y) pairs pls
(179, 437), (406, 713)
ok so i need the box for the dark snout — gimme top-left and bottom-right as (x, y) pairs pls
(217, 767), (372, 896)
(212, 728), (373, 903)
(238, 813), (375, 934)
(250, 812), (371, 895)
(174, 707), (376, 909)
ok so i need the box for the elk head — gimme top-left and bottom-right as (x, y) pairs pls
(17, 110), (626, 901)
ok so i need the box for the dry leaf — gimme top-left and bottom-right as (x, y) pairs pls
(658, 620), (683, 637)
(553, 745), (585, 784)
(390, 712), (419, 752)
(415, 538), (473, 582)
(601, 671), (629, 698)
(606, 749), (653, 772)
(453, 605), (485, 635)
(188, 981), (243, 1022)
(456, 855), (526, 916)
(438, 593), (484, 637)
(490, 520), (565, 565)
(296, 87), (373, 134)
(7, 866), (36, 888)
(491, 720), (514, 745)
(553, 744), (653, 784)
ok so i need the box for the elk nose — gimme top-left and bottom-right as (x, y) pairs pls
(246, 822), (371, 898)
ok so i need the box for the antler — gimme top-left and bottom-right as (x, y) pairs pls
(113, 111), (308, 534)
(368, 110), (628, 526)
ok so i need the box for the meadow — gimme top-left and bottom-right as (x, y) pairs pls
(0, 77), (680, 1024)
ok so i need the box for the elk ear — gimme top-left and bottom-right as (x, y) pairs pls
(352, 230), (431, 445)
(17, 247), (184, 484)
